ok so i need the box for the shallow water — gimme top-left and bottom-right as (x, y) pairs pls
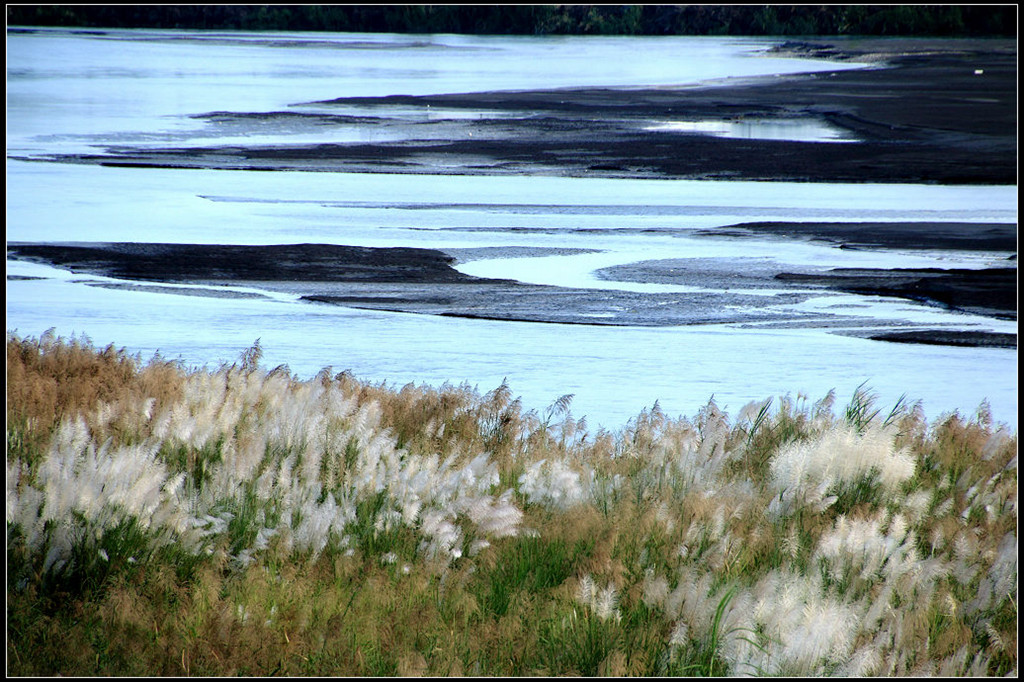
(7, 263), (1017, 430)
(5, 28), (1018, 429)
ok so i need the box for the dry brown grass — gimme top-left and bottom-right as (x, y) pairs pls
(7, 331), (184, 460)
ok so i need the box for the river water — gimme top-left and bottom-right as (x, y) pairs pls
(6, 27), (1018, 429)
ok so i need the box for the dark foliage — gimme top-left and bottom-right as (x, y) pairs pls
(7, 5), (1018, 37)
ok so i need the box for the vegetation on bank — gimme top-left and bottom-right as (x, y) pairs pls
(7, 331), (1017, 676)
(7, 4), (1017, 37)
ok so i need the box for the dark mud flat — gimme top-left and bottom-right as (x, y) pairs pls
(298, 285), (815, 328)
(4, 241), (833, 328)
(699, 221), (1018, 252)
(689, 219), (1018, 333)
(599, 257), (1016, 344)
(23, 38), (1016, 185)
(6, 242), (484, 285)
(868, 330), (1017, 348)
(600, 219), (1017, 346)
(777, 267), (1017, 320)
(600, 216), (1017, 348)
(8, 241), (1016, 345)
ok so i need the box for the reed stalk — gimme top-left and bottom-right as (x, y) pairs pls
(7, 333), (1017, 676)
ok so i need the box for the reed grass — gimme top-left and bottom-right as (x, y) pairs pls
(7, 332), (1017, 676)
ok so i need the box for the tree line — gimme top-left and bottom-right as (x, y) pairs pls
(7, 5), (1017, 37)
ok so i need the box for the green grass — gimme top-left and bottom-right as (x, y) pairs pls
(475, 534), (592, 618)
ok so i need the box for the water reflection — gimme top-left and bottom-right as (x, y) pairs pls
(644, 117), (857, 142)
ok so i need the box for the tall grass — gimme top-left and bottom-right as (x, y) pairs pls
(7, 332), (1017, 676)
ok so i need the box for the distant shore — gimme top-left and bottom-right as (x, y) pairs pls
(8, 5), (1016, 37)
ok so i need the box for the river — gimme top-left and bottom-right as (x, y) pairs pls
(6, 27), (1017, 429)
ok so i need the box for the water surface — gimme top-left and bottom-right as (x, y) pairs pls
(6, 28), (1017, 429)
